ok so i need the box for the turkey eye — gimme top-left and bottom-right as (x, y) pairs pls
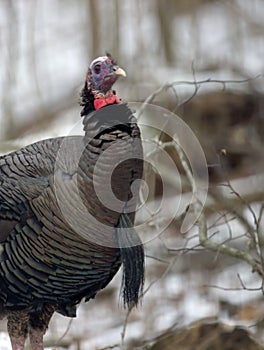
(94, 65), (101, 74)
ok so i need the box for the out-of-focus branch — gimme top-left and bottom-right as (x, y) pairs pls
(137, 75), (260, 119)
(171, 123), (264, 277)
(171, 115), (264, 278)
(205, 185), (264, 217)
(220, 0), (264, 35)
(1, 0), (18, 140)
(88, 0), (100, 55)
(198, 212), (263, 276)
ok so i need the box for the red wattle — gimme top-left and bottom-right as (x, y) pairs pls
(94, 95), (121, 110)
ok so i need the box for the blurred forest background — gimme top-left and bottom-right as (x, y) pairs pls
(1, 0), (264, 349)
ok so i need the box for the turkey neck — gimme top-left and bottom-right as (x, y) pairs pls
(77, 103), (143, 245)
(82, 102), (138, 142)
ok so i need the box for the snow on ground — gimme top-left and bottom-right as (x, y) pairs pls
(1, 1), (264, 349)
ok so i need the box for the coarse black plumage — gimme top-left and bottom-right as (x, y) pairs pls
(0, 54), (144, 350)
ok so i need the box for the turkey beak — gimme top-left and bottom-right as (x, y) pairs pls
(115, 67), (126, 77)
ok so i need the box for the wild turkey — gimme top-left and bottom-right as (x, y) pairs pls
(0, 53), (144, 350)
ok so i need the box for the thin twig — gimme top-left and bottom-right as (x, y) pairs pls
(170, 76), (261, 88)
(97, 344), (119, 350)
(225, 180), (264, 269)
(198, 213), (263, 276)
(136, 75), (260, 119)
(172, 135), (196, 194)
(55, 317), (74, 347)
(120, 308), (133, 349)
(206, 283), (262, 292)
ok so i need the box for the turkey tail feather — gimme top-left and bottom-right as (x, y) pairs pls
(116, 214), (144, 309)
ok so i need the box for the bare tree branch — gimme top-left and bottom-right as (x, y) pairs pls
(198, 212), (263, 276)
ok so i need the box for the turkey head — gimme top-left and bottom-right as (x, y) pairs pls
(88, 53), (126, 94)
